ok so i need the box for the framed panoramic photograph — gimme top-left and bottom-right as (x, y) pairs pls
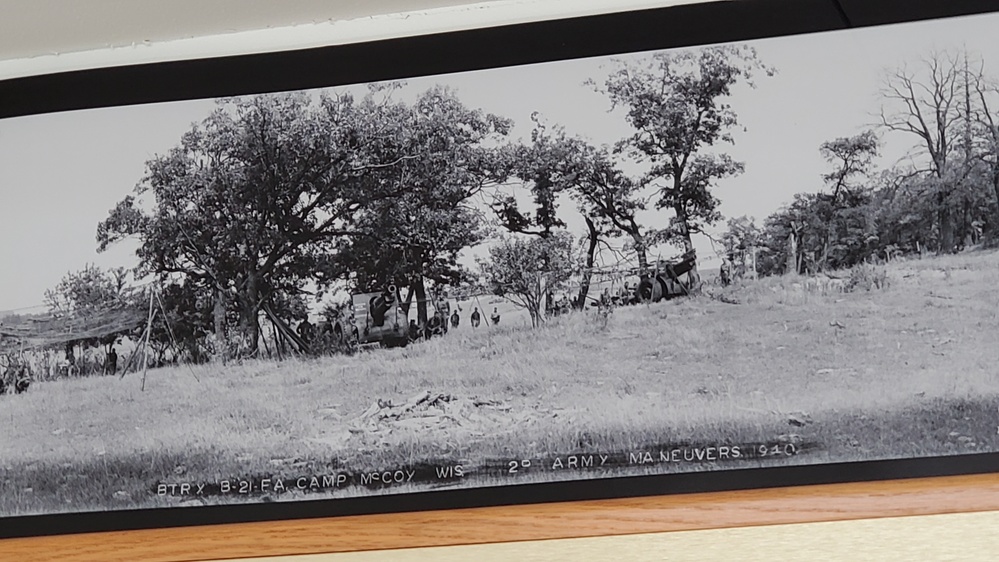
(2, 0), (999, 540)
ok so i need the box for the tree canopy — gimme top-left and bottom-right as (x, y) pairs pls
(596, 45), (773, 272)
(479, 231), (578, 327)
(98, 91), (420, 352)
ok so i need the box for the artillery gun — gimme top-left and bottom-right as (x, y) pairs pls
(350, 285), (410, 348)
(635, 249), (701, 303)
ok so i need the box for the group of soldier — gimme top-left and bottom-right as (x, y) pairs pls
(0, 359), (31, 395)
(290, 297), (505, 350)
(294, 315), (348, 353)
(59, 343), (119, 378)
(407, 302), (502, 342)
(603, 283), (641, 306)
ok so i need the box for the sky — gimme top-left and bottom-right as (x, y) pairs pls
(2, 11), (999, 313)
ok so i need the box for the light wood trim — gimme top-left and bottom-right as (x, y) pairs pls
(233, 510), (999, 562)
(4, 473), (999, 562)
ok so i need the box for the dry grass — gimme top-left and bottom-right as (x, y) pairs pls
(2, 250), (998, 516)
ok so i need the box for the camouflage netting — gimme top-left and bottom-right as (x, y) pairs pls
(0, 306), (146, 353)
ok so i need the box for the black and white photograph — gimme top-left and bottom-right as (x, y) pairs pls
(2, 6), (999, 527)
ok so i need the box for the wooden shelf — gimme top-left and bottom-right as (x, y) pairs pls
(4, 473), (999, 561)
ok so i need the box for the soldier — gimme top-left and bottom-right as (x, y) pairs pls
(450, 309), (460, 329)
(490, 307), (500, 326)
(426, 313), (445, 339)
(619, 283), (632, 305)
(297, 318), (315, 343)
(318, 318), (335, 345)
(4, 361), (31, 394)
(369, 293), (390, 327)
(470, 307), (481, 328)
(104, 346), (118, 375)
(409, 319), (421, 342)
(14, 366), (30, 394)
(720, 257), (733, 287)
(439, 299), (451, 334)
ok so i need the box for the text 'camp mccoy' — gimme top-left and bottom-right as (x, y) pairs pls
(155, 465), (466, 497)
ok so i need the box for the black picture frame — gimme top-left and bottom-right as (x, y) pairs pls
(2, 0), (999, 540)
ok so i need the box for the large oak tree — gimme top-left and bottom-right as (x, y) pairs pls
(97, 91), (411, 354)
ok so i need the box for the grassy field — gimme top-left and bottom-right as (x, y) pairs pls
(2, 249), (998, 517)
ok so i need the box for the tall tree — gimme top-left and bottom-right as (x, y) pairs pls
(507, 120), (645, 307)
(565, 146), (646, 301)
(490, 113), (575, 238)
(97, 91), (408, 355)
(812, 131), (881, 267)
(820, 131), (880, 203)
(595, 45), (773, 278)
(971, 72), (999, 236)
(866, 167), (939, 258)
(879, 50), (982, 253)
(330, 86), (512, 326)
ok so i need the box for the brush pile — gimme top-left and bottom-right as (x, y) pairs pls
(342, 390), (532, 448)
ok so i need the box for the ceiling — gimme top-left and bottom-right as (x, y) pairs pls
(0, 0), (691, 80)
(0, 1), (489, 61)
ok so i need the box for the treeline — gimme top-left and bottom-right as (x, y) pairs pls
(41, 45), (770, 360)
(723, 50), (999, 278)
(43, 47), (999, 366)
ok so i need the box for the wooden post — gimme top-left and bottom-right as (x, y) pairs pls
(261, 327), (272, 359)
(271, 321), (283, 361)
(154, 288), (200, 383)
(787, 231), (798, 275)
(140, 289), (155, 392)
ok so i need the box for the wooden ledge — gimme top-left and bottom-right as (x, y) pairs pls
(4, 473), (999, 562)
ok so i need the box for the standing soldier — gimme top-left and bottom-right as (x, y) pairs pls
(470, 307), (481, 328)
(450, 309), (460, 329)
(720, 256), (732, 287)
(104, 346), (118, 375)
(296, 318), (315, 344)
(438, 297), (451, 335)
(490, 307), (501, 326)
(600, 287), (612, 307)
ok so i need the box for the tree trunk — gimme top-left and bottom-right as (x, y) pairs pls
(673, 205), (695, 255)
(958, 199), (971, 249)
(992, 170), (999, 223)
(528, 290), (541, 328)
(240, 272), (261, 355)
(575, 215), (599, 310)
(414, 277), (429, 328)
(213, 287), (227, 341)
(631, 231), (649, 278)
(821, 238), (830, 272)
(938, 204), (956, 254)
(673, 204), (699, 290)
(786, 230), (798, 275)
